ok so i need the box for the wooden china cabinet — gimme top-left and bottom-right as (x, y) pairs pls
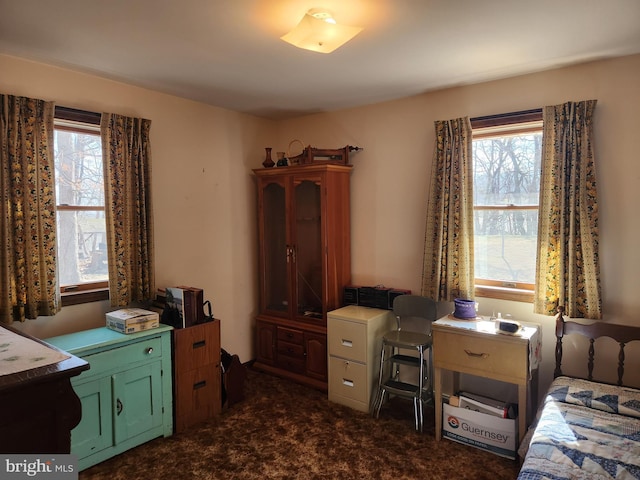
(253, 164), (352, 390)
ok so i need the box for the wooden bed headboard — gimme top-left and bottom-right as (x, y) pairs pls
(554, 306), (640, 386)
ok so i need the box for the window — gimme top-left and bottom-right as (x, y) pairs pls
(471, 110), (543, 302)
(54, 107), (109, 305)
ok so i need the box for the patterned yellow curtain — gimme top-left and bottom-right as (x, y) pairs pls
(421, 117), (474, 301)
(534, 100), (602, 319)
(0, 94), (60, 323)
(101, 113), (155, 306)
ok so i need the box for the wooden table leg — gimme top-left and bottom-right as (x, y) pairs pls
(518, 383), (527, 443)
(434, 366), (442, 440)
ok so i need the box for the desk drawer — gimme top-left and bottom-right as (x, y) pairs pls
(433, 330), (527, 381)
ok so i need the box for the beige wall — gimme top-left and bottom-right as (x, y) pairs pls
(276, 54), (640, 397)
(3, 53), (640, 399)
(0, 53), (272, 360)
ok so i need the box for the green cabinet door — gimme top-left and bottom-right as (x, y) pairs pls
(71, 376), (114, 458)
(112, 361), (163, 444)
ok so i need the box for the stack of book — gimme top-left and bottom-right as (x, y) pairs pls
(163, 286), (205, 329)
(455, 391), (517, 419)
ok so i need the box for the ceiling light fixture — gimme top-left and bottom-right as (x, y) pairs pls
(280, 8), (363, 54)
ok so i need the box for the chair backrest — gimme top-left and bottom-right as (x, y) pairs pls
(392, 295), (437, 334)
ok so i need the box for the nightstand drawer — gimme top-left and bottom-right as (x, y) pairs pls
(327, 318), (367, 362)
(434, 330), (527, 381)
(328, 357), (367, 404)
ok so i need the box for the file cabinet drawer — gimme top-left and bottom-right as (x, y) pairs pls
(327, 317), (367, 362)
(328, 357), (368, 404)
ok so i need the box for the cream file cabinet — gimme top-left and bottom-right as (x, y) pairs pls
(327, 306), (395, 412)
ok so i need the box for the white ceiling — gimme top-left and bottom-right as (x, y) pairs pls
(1, 0), (640, 119)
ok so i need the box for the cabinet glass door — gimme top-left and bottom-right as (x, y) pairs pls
(262, 181), (289, 314)
(293, 179), (323, 321)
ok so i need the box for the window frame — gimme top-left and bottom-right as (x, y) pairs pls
(470, 109), (543, 303)
(54, 106), (109, 306)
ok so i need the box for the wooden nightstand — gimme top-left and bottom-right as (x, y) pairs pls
(432, 316), (540, 444)
(173, 320), (221, 432)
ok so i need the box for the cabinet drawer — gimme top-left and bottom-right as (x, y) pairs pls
(433, 330), (527, 381)
(277, 326), (303, 344)
(277, 355), (305, 374)
(277, 340), (304, 358)
(327, 318), (367, 362)
(328, 357), (367, 404)
(80, 337), (163, 379)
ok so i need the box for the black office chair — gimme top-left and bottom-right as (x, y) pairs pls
(371, 295), (437, 432)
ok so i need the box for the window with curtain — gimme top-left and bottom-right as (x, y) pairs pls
(471, 110), (543, 303)
(424, 102), (600, 319)
(54, 107), (110, 306)
(1, 97), (155, 323)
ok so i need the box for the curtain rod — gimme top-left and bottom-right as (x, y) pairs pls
(54, 106), (101, 125)
(470, 108), (542, 128)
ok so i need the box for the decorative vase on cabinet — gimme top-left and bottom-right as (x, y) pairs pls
(253, 164), (352, 390)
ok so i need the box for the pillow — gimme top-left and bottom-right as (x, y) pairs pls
(547, 376), (640, 419)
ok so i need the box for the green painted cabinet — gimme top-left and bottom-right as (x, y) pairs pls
(46, 325), (173, 471)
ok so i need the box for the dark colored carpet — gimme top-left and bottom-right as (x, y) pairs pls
(80, 368), (520, 479)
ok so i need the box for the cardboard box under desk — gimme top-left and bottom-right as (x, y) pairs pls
(442, 402), (518, 459)
(106, 308), (160, 334)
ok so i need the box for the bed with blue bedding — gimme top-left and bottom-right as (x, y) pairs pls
(518, 308), (640, 480)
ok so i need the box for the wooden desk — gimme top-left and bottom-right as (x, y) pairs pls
(432, 316), (540, 444)
(0, 326), (89, 453)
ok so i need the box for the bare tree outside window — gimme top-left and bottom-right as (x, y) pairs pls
(54, 124), (108, 288)
(473, 130), (542, 286)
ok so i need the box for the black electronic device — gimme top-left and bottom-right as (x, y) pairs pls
(357, 287), (411, 310)
(498, 319), (521, 334)
(343, 286), (359, 306)
(358, 286), (391, 309)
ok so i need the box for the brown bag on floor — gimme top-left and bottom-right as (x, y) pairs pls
(221, 350), (246, 407)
